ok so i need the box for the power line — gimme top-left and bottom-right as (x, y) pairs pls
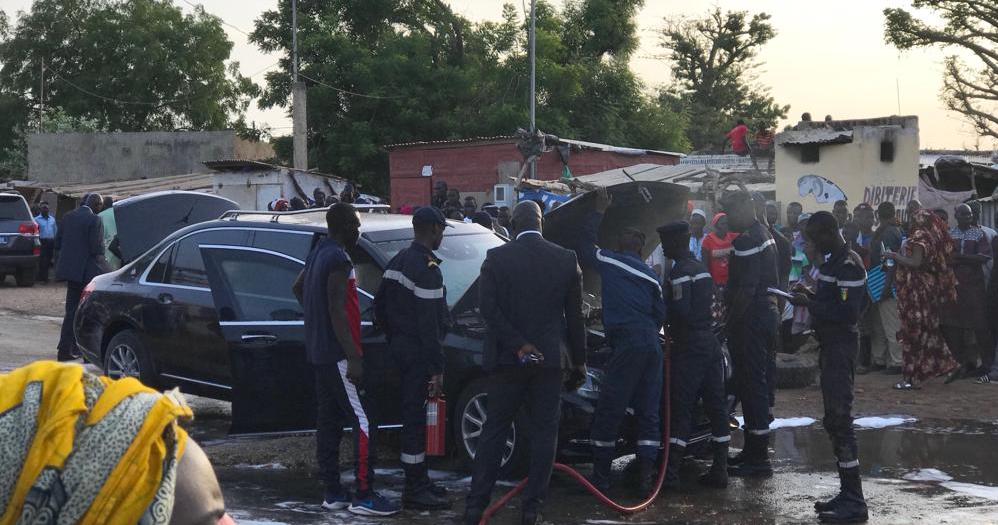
(298, 73), (404, 100)
(48, 69), (203, 106)
(177, 0), (250, 37)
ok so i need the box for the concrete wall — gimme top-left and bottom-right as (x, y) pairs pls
(213, 170), (346, 211)
(28, 131), (274, 184)
(389, 141), (680, 208)
(775, 119), (919, 221)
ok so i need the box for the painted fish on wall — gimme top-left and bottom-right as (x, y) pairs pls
(798, 175), (848, 204)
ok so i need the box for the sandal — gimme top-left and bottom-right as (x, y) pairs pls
(944, 369), (962, 384)
(894, 380), (914, 390)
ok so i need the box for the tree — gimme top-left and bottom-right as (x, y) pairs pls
(884, 2), (998, 140)
(0, 0), (257, 133)
(251, 0), (687, 193)
(658, 8), (789, 152)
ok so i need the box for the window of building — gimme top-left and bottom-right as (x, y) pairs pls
(801, 144), (820, 163)
(880, 140), (895, 162)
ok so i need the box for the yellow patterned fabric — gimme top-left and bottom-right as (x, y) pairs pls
(0, 361), (192, 525)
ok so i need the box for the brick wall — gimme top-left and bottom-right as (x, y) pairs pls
(389, 141), (680, 207)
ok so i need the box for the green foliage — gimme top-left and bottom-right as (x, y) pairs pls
(0, 0), (257, 132)
(884, 1), (998, 140)
(251, 0), (688, 195)
(658, 8), (788, 152)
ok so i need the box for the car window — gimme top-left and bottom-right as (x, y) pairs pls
(0, 195), (31, 221)
(252, 230), (314, 261)
(208, 249), (304, 322)
(146, 244), (174, 283)
(167, 229), (249, 288)
(374, 233), (503, 307)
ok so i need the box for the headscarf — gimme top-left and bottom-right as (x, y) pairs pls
(691, 209), (707, 222)
(0, 362), (192, 525)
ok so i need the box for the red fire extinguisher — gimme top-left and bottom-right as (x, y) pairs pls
(426, 396), (446, 456)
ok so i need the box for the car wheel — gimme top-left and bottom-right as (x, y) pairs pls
(454, 378), (529, 479)
(0, 273), (7, 284)
(14, 267), (35, 287)
(775, 352), (818, 389)
(104, 330), (157, 387)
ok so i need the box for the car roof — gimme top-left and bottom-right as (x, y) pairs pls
(203, 209), (490, 236)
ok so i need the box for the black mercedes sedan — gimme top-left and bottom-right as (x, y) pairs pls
(76, 181), (728, 475)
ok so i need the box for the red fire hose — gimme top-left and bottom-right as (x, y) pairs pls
(478, 342), (673, 524)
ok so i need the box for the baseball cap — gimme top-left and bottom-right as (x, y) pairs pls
(412, 206), (452, 228)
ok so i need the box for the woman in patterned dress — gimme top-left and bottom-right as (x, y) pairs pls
(884, 209), (961, 389)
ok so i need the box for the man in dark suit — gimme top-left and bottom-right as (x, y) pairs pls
(463, 201), (587, 525)
(55, 193), (109, 361)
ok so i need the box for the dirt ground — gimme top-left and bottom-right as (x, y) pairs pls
(3, 280), (997, 473)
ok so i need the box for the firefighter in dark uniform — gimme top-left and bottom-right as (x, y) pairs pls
(723, 190), (780, 477)
(658, 221), (731, 490)
(576, 187), (667, 494)
(789, 211), (869, 523)
(374, 207), (451, 510)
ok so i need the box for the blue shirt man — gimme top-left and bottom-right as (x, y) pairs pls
(575, 187), (666, 493)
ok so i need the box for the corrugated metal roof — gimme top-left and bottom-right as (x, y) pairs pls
(776, 128), (854, 146)
(203, 159), (347, 181)
(384, 135), (685, 157)
(17, 172), (214, 199)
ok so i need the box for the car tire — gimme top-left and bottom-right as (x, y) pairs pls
(0, 273), (7, 284)
(454, 378), (529, 479)
(774, 352), (817, 389)
(14, 267), (35, 287)
(104, 329), (157, 387)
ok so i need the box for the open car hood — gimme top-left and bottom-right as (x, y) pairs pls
(114, 191), (239, 263)
(542, 180), (690, 303)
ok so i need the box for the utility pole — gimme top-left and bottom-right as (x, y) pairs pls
(39, 58), (45, 131)
(528, 0), (537, 179)
(291, 0), (308, 171)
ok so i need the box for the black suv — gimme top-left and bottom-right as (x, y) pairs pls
(0, 192), (40, 287)
(77, 185), (728, 474)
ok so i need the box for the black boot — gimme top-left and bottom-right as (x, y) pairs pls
(588, 449), (613, 493)
(818, 467), (868, 523)
(727, 433), (773, 478)
(699, 440), (729, 489)
(663, 443), (685, 490)
(815, 469), (846, 512)
(637, 457), (658, 495)
(403, 464), (450, 510)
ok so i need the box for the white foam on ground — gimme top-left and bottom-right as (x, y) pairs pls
(901, 468), (998, 501)
(941, 482), (998, 501)
(903, 468), (953, 482)
(734, 416), (816, 429)
(853, 416), (917, 428)
(234, 463), (288, 470)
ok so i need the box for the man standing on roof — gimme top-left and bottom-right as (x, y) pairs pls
(726, 119), (750, 156)
(724, 190), (780, 477)
(577, 187), (667, 494)
(374, 207), (452, 511)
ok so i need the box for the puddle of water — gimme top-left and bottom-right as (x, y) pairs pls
(215, 419), (998, 524)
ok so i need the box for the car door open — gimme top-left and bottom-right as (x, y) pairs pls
(199, 244), (316, 435)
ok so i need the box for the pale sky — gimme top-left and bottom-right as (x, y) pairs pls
(2, 0), (992, 150)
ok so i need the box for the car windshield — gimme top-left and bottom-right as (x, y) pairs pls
(0, 196), (31, 221)
(374, 232), (504, 307)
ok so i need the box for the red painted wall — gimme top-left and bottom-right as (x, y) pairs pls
(388, 141), (680, 207)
